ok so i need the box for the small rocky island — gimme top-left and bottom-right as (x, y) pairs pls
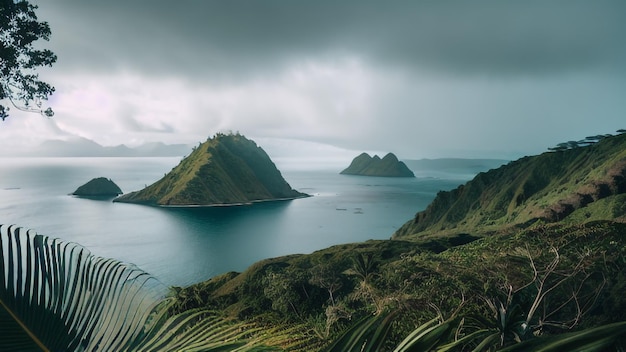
(114, 133), (308, 206)
(341, 152), (415, 177)
(72, 177), (123, 196)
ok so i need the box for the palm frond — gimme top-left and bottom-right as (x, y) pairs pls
(322, 312), (398, 352)
(497, 321), (626, 352)
(0, 224), (280, 351)
(0, 224), (168, 351)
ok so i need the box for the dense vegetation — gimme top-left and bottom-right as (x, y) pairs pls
(341, 152), (415, 177)
(169, 221), (626, 350)
(114, 133), (308, 206)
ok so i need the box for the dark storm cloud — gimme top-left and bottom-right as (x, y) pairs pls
(9, 0), (621, 159)
(36, 0), (626, 79)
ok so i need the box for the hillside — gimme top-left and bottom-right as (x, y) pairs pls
(170, 221), (626, 350)
(114, 133), (308, 206)
(166, 132), (626, 351)
(393, 133), (626, 238)
(340, 152), (415, 177)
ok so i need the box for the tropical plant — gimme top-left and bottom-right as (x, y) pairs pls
(322, 309), (474, 352)
(325, 309), (626, 352)
(0, 224), (278, 351)
(322, 311), (399, 352)
(497, 321), (626, 352)
(346, 252), (386, 314)
(323, 242), (626, 352)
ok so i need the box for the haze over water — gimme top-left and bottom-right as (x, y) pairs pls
(0, 157), (494, 286)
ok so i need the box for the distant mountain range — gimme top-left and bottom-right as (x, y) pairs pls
(4, 137), (192, 157)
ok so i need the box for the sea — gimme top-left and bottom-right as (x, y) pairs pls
(0, 157), (502, 287)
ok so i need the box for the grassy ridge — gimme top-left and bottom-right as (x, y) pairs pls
(393, 133), (626, 238)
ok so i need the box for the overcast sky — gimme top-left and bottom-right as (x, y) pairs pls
(2, 0), (625, 159)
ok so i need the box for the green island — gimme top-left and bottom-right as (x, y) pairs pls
(71, 177), (123, 197)
(2, 131), (626, 351)
(114, 133), (308, 206)
(340, 152), (415, 177)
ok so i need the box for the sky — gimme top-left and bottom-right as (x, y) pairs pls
(1, 0), (625, 160)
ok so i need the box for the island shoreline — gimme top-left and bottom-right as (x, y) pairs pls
(113, 193), (311, 208)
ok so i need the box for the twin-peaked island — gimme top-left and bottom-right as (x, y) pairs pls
(340, 152), (415, 177)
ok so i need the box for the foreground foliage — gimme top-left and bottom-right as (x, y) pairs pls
(172, 221), (626, 351)
(0, 224), (280, 351)
(2, 220), (626, 351)
(327, 311), (626, 352)
(324, 221), (626, 351)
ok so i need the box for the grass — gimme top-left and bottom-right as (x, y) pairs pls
(393, 133), (626, 239)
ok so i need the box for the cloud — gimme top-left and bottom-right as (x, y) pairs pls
(366, 68), (626, 158)
(34, 0), (626, 79)
(5, 1), (623, 160)
(363, 1), (626, 76)
(39, 58), (377, 146)
(118, 103), (175, 134)
(26, 54), (622, 159)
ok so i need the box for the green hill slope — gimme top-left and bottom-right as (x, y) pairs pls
(393, 133), (626, 238)
(165, 132), (626, 351)
(114, 133), (307, 206)
(170, 220), (626, 350)
(341, 152), (415, 177)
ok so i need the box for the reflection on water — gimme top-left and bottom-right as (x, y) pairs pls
(160, 201), (292, 232)
(149, 202), (295, 285)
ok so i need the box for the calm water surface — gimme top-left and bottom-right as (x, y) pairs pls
(0, 157), (472, 286)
